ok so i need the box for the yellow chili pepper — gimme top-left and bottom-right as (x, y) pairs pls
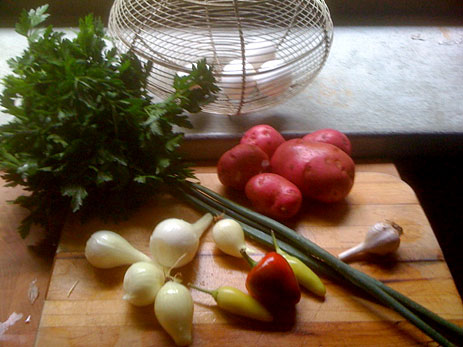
(271, 231), (326, 298)
(189, 284), (273, 322)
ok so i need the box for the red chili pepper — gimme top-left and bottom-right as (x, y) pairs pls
(240, 249), (301, 307)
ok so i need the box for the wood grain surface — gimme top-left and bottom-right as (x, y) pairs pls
(0, 182), (57, 346)
(35, 166), (463, 346)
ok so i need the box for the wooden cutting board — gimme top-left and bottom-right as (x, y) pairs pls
(35, 165), (463, 346)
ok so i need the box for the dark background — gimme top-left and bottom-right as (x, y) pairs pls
(1, 0), (462, 26)
(396, 157), (463, 297)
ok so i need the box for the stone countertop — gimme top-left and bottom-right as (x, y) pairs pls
(182, 25), (463, 133)
(1, 22), (462, 159)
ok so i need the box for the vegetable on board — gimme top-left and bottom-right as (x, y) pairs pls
(339, 220), (403, 262)
(149, 213), (213, 268)
(189, 284), (273, 322)
(240, 248), (301, 307)
(85, 230), (151, 269)
(211, 218), (248, 258)
(302, 128), (352, 155)
(271, 231), (326, 297)
(154, 280), (194, 346)
(240, 124), (285, 158)
(180, 182), (463, 347)
(122, 261), (165, 307)
(271, 139), (355, 203)
(245, 172), (302, 220)
(217, 143), (270, 191)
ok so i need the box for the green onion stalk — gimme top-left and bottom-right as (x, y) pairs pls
(178, 182), (463, 347)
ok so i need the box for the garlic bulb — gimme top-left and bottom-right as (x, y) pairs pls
(85, 230), (151, 268)
(122, 262), (165, 306)
(149, 213), (213, 268)
(154, 281), (194, 346)
(339, 220), (403, 262)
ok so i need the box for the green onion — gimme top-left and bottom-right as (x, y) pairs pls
(179, 189), (343, 282)
(186, 182), (463, 342)
(180, 182), (462, 346)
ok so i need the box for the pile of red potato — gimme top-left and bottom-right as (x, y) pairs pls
(217, 125), (355, 220)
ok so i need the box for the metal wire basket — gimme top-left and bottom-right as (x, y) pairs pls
(108, 0), (333, 116)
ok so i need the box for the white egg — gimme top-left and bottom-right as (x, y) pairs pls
(245, 40), (277, 69)
(220, 59), (257, 100)
(256, 59), (293, 98)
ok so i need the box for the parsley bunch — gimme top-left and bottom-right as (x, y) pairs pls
(0, 5), (218, 237)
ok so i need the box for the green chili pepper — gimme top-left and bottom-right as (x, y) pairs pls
(189, 284), (273, 322)
(271, 231), (326, 298)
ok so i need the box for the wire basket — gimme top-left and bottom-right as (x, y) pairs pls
(108, 0), (333, 116)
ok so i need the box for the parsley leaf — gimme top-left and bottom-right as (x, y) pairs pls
(0, 6), (218, 237)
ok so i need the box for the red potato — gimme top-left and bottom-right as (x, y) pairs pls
(217, 143), (270, 190)
(303, 128), (352, 155)
(271, 139), (355, 203)
(240, 124), (285, 158)
(245, 173), (302, 220)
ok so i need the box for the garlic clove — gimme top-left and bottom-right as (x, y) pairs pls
(85, 230), (151, 269)
(123, 261), (165, 306)
(339, 220), (403, 262)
